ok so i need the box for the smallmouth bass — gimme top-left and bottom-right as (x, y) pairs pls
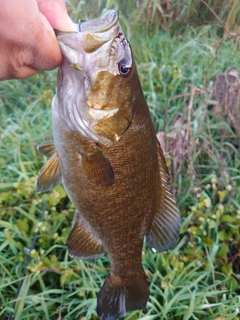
(36, 10), (180, 320)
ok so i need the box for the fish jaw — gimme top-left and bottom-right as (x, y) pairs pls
(55, 10), (133, 146)
(79, 9), (119, 33)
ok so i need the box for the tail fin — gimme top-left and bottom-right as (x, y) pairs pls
(97, 271), (149, 320)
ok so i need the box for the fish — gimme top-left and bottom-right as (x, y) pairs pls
(36, 9), (180, 320)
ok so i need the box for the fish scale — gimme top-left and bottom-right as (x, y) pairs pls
(36, 9), (180, 320)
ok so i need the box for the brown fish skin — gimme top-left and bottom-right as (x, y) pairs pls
(36, 10), (180, 320)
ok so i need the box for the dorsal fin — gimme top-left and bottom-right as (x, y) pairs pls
(35, 152), (62, 192)
(146, 140), (180, 253)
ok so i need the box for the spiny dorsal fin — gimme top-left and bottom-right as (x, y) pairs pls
(67, 213), (104, 260)
(35, 152), (62, 192)
(146, 140), (180, 253)
(37, 141), (56, 158)
(82, 147), (114, 187)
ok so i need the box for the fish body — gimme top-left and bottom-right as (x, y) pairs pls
(36, 10), (180, 320)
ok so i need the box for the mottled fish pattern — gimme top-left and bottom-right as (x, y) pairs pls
(36, 10), (180, 320)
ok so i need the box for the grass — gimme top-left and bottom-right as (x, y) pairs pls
(0, 1), (240, 319)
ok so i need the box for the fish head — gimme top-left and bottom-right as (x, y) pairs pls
(56, 10), (138, 145)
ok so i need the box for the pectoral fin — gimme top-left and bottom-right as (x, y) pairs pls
(67, 213), (104, 260)
(146, 140), (180, 253)
(35, 152), (62, 192)
(37, 141), (56, 157)
(82, 146), (114, 187)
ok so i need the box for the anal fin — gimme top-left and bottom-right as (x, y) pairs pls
(67, 213), (104, 260)
(35, 152), (62, 192)
(146, 140), (180, 253)
(37, 140), (55, 157)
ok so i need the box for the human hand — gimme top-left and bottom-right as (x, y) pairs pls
(0, 0), (74, 80)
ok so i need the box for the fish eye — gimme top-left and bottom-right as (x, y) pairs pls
(118, 60), (132, 77)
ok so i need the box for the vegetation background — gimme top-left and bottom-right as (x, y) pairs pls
(0, 0), (239, 319)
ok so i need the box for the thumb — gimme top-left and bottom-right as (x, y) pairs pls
(37, 0), (76, 31)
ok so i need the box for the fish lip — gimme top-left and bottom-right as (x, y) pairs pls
(89, 105), (118, 111)
(57, 10), (120, 57)
(87, 98), (117, 111)
(88, 106), (119, 120)
(80, 10), (119, 33)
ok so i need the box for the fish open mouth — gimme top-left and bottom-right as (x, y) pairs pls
(57, 10), (120, 56)
(56, 9), (130, 145)
(81, 10), (119, 53)
(80, 10), (119, 33)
